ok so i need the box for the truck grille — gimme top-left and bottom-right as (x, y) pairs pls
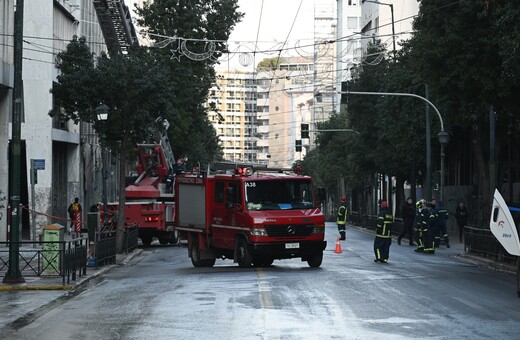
(265, 224), (314, 237)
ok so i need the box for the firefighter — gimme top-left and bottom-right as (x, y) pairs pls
(414, 199), (428, 253)
(67, 197), (82, 235)
(424, 203), (437, 254)
(374, 201), (393, 263)
(336, 196), (348, 241)
(436, 201), (450, 248)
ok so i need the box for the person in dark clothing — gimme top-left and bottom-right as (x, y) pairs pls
(337, 196), (348, 241)
(374, 201), (393, 263)
(436, 201), (450, 248)
(398, 197), (416, 246)
(455, 202), (468, 242)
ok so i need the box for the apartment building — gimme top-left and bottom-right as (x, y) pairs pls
(359, 0), (419, 54)
(0, 0), (14, 241)
(0, 0), (108, 241)
(256, 57), (315, 169)
(208, 71), (259, 164)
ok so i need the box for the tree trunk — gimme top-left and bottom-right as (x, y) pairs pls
(472, 127), (491, 228)
(116, 135), (129, 253)
(395, 176), (405, 218)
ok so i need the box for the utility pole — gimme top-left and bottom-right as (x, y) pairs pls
(4, 0), (25, 283)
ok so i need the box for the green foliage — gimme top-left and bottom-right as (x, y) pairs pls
(50, 38), (174, 153)
(305, 0), (520, 221)
(135, 0), (243, 164)
(257, 57), (282, 71)
(50, 36), (95, 124)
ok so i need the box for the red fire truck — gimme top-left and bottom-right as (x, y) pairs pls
(103, 118), (178, 246)
(174, 167), (327, 268)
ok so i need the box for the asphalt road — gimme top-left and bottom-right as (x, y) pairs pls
(2, 223), (519, 339)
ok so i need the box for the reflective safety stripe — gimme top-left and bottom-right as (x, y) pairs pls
(376, 249), (381, 260)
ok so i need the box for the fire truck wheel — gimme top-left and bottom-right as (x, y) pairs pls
(237, 238), (252, 268)
(141, 235), (153, 246)
(307, 251), (323, 268)
(190, 242), (204, 267)
(190, 242), (215, 267)
(159, 238), (169, 245)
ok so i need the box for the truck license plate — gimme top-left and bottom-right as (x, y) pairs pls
(285, 243), (299, 249)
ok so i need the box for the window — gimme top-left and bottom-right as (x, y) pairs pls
(227, 182), (242, 205)
(214, 182), (224, 202)
(347, 17), (358, 30)
(245, 180), (315, 210)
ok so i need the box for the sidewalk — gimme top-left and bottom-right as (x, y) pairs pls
(0, 248), (142, 291)
(0, 248), (143, 330)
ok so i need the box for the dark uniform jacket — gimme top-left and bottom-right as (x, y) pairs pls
(436, 205), (448, 226)
(337, 204), (348, 225)
(415, 208), (430, 231)
(376, 208), (393, 238)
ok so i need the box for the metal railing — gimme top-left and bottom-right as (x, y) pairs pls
(95, 232), (116, 267)
(0, 237), (88, 285)
(124, 225), (138, 253)
(464, 226), (517, 264)
(349, 211), (404, 235)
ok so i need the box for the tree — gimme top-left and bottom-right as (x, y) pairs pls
(50, 37), (174, 252)
(406, 0), (520, 224)
(257, 57), (282, 71)
(304, 42), (428, 215)
(135, 0), (243, 166)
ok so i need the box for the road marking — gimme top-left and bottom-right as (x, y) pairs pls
(256, 268), (280, 340)
(452, 296), (482, 309)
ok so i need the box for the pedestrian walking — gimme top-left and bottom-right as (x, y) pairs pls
(455, 202), (468, 243)
(374, 201), (393, 263)
(67, 197), (82, 235)
(398, 197), (416, 246)
(336, 196), (348, 241)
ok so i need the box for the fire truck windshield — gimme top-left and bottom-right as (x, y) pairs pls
(245, 180), (315, 210)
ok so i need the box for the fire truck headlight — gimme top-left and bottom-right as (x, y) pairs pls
(312, 223), (325, 234)
(250, 227), (267, 236)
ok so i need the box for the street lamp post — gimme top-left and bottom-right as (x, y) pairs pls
(4, 0), (25, 283)
(438, 131), (449, 203)
(365, 0), (396, 60)
(95, 104), (109, 225)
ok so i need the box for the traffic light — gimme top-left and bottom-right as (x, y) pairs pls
(301, 124), (309, 139)
(295, 140), (302, 152)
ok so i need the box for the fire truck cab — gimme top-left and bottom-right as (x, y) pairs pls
(175, 167), (327, 268)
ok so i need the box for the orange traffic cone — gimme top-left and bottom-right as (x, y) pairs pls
(334, 238), (342, 254)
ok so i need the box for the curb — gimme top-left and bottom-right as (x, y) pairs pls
(457, 253), (517, 274)
(0, 285), (74, 291)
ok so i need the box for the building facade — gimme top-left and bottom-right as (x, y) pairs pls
(208, 71), (259, 164)
(0, 0), (14, 241)
(0, 0), (110, 241)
